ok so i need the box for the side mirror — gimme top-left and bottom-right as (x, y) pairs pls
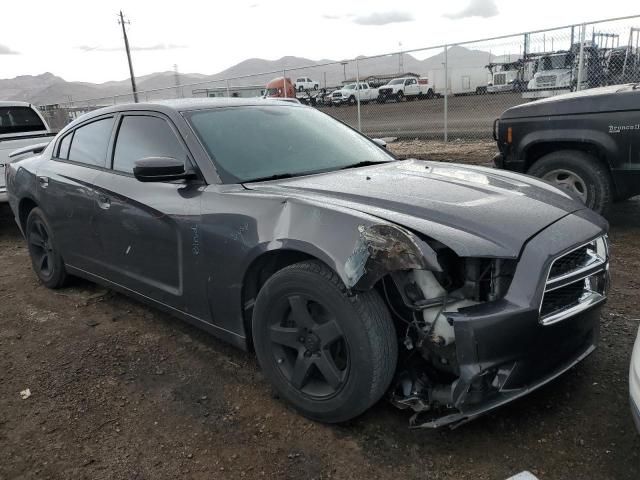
(133, 156), (196, 183)
(372, 138), (387, 149)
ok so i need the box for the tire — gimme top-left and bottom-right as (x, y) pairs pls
(396, 91), (404, 102)
(426, 89), (435, 99)
(25, 207), (68, 289)
(527, 150), (613, 215)
(348, 96), (356, 106)
(298, 86), (304, 92)
(252, 260), (397, 423)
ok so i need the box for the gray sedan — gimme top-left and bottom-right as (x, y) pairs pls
(6, 98), (609, 428)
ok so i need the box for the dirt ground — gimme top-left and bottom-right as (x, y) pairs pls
(1, 144), (640, 480)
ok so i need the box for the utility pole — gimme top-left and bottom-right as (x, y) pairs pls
(118, 10), (138, 103)
(173, 64), (181, 98)
(398, 41), (404, 74)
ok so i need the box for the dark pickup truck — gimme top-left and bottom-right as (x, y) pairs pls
(493, 83), (640, 214)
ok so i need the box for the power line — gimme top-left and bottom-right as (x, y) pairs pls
(118, 10), (138, 103)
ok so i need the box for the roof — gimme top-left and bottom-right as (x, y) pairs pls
(0, 100), (32, 107)
(56, 97), (306, 134)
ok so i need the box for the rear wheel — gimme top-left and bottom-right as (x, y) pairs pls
(527, 150), (613, 215)
(25, 208), (68, 289)
(252, 260), (397, 423)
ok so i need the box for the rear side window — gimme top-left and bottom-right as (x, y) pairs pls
(112, 115), (186, 173)
(57, 132), (73, 159)
(68, 117), (114, 167)
(0, 106), (46, 135)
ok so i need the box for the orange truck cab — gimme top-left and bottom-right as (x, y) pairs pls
(264, 77), (296, 98)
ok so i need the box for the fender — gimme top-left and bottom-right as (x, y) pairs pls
(239, 197), (442, 291)
(517, 128), (619, 170)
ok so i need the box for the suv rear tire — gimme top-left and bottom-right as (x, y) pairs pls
(252, 260), (397, 423)
(527, 150), (612, 215)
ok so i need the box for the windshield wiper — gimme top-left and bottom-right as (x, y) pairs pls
(339, 160), (392, 171)
(242, 173), (297, 183)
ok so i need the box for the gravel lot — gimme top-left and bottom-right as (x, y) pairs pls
(319, 92), (527, 140)
(1, 144), (639, 479)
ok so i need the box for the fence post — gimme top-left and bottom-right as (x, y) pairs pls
(443, 44), (449, 143)
(355, 58), (362, 132)
(283, 69), (287, 98)
(226, 80), (230, 97)
(576, 23), (586, 91)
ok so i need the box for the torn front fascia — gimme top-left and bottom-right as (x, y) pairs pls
(344, 224), (442, 290)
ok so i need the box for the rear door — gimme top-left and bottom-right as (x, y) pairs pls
(36, 115), (116, 272)
(91, 112), (204, 312)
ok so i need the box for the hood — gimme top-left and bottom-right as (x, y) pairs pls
(245, 160), (591, 258)
(503, 83), (640, 119)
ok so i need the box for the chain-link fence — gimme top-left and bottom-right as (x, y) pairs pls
(38, 14), (640, 141)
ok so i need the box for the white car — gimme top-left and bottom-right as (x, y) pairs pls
(294, 77), (319, 91)
(377, 76), (434, 102)
(0, 101), (55, 202)
(630, 325), (640, 433)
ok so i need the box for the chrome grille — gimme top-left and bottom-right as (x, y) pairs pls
(536, 75), (557, 87)
(548, 245), (591, 279)
(540, 237), (609, 325)
(494, 73), (506, 85)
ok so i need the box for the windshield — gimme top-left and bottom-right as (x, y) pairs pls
(186, 106), (394, 183)
(539, 54), (573, 71)
(388, 79), (404, 85)
(0, 106), (46, 135)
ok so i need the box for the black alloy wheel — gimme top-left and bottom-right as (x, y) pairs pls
(252, 260), (397, 423)
(25, 208), (68, 288)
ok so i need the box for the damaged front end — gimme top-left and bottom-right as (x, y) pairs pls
(385, 253), (519, 429)
(344, 223), (607, 429)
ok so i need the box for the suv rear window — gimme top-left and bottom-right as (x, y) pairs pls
(0, 106), (46, 135)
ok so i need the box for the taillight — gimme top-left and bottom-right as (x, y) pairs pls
(507, 127), (513, 144)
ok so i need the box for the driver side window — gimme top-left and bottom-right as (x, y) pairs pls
(112, 115), (186, 174)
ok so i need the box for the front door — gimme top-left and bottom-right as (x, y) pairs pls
(91, 112), (204, 314)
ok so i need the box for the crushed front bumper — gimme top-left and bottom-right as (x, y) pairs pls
(413, 304), (600, 428)
(410, 211), (609, 428)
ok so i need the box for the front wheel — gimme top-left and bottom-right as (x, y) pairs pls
(348, 96), (356, 106)
(25, 207), (69, 289)
(527, 150), (613, 215)
(396, 91), (404, 102)
(252, 260), (398, 423)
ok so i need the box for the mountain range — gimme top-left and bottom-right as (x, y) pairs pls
(0, 46), (495, 106)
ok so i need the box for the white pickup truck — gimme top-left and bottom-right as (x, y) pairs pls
(0, 101), (55, 202)
(377, 76), (434, 103)
(330, 82), (379, 106)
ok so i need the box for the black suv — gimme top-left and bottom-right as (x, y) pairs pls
(494, 83), (640, 214)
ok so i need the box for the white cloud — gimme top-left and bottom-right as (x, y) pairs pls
(0, 44), (18, 55)
(352, 11), (414, 25)
(444, 0), (499, 19)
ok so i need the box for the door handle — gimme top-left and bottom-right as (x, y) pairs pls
(98, 195), (111, 210)
(38, 176), (49, 189)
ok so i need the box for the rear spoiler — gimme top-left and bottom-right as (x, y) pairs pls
(8, 141), (51, 159)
